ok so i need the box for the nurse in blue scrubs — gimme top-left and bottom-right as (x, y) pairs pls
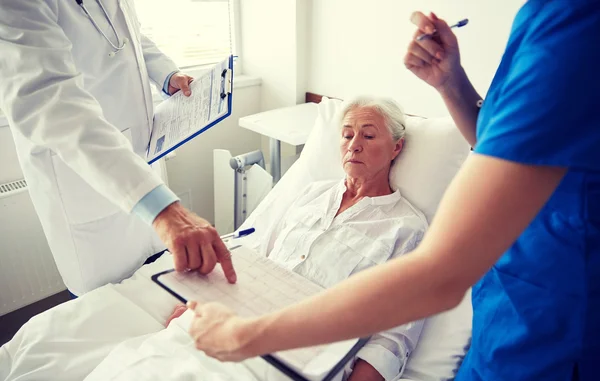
(188, 2), (600, 380)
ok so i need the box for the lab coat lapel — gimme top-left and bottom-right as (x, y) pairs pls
(118, 0), (155, 135)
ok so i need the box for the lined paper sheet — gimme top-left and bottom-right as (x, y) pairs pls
(155, 246), (356, 375)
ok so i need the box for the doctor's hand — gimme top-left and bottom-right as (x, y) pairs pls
(153, 202), (237, 283)
(404, 11), (463, 93)
(187, 301), (260, 362)
(168, 72), (194, 97)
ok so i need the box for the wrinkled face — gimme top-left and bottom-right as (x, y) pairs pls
(340, 107), (403, 180)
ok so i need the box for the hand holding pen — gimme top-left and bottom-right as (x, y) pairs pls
(416, 18), (468, 41)
(404, 11), (467, 92)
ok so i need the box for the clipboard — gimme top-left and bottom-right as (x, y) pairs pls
(147, 55), (234, 164)
(151, 245), (369, 381)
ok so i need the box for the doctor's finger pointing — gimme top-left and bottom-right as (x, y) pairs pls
(213, 238), (237, 283)
(152, 202), (236, 280)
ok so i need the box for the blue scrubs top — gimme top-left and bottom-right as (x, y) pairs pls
(455, 1), (600, 380)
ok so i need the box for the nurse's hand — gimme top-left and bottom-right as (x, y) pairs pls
(153, 202), (237, 283)
(404, 11), (462, 92)
(187, 301), (259, 362)
(168, 72), (194, 97)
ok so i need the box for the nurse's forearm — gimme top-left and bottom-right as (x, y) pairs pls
(438, 67), (482, 147)
(247, 247), (462, 357)
(240, 156), (566, 358)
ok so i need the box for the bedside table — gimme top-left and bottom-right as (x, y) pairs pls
(239, 103), (318, 183)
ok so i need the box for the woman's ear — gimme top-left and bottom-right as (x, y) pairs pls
(392, 138), (404, 160)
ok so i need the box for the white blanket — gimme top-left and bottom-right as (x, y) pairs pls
(83, 310), (261, 381)
(0, 255), (278, 381)
(1, 285), (165, 381)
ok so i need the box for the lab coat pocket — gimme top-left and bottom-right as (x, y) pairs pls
(50, 154), (121, 225)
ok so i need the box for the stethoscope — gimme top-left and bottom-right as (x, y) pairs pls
(75, 0), (129, 57)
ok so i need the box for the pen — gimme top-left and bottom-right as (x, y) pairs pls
(220, 227), (255, 240)
(416, 18), (469, 41)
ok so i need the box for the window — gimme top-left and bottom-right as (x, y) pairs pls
(0, 0), (238, 121)
(134, 0), (235, 69)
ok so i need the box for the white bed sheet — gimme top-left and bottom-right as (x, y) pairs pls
(82, 309), (266, 381)
(0, 256), (167, 380)
(0, 254), (281, 381)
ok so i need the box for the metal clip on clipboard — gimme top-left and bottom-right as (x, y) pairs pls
(220, 68), (233, 99)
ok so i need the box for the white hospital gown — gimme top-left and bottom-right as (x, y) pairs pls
(244, 179), (429, 381)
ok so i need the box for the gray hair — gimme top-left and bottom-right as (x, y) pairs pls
(339, 96), (406, 141)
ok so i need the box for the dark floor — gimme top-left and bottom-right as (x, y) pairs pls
(0, 291), (71, 346)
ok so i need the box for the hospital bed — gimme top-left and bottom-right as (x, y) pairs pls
(0, 95), (472, 381)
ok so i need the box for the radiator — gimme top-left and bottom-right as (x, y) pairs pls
(0, 179), (65, 316)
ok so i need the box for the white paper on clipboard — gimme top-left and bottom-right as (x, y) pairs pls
(147, 55), (233, 164)
(152, 245), (365, 381)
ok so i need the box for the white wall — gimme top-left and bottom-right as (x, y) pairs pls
(240, 0), (298, 110)
(308, 0), (525, 117)
(238, 0), (524, 165)
(239, 0), (311, 163)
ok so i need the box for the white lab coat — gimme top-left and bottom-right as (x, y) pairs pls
(0, 0), (179, 295)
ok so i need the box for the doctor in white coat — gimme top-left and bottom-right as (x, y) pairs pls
(0, 0), (237, 296)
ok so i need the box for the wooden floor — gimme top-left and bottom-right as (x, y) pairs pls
(0, 291), (71, 346)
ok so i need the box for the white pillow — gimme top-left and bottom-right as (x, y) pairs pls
(389, 116), (471, 222)
(402, 289), (473, 381)
(300, 97), (345, 181)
